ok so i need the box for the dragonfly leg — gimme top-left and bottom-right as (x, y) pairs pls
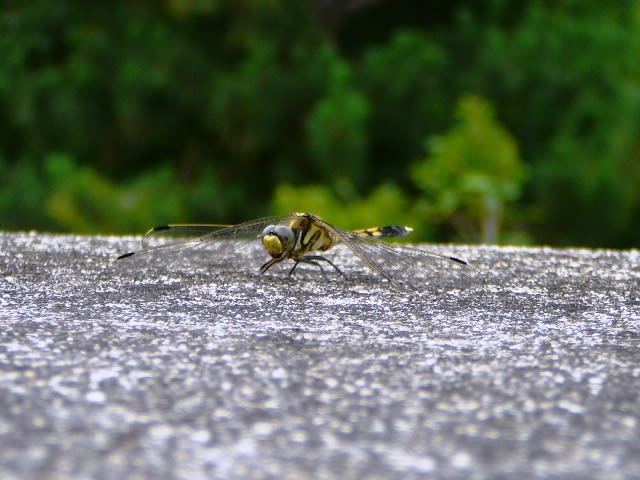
(289, 258), (325, 279)
(298, 255), (346, 278)
(288, 260), (299, 276)
(260, 257), (284, 274)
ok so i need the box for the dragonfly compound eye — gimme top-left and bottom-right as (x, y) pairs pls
(261, 225), (294, 257)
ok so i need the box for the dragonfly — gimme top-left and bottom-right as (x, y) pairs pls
(117, 212), (478, 289)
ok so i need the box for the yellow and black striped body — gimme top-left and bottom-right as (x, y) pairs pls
(260, 213), (336, 262)
(259, 212), (412, 275)
(352, 224), (413, 239)
(262, 213), (411, 260)
(286, 213), (337, 256)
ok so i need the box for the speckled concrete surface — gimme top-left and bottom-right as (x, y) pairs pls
(1, 232), (639, 479)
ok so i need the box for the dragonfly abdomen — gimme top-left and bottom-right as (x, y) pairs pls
(353, 225), (413, 238)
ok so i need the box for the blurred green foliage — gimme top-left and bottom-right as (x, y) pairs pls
(1, 0), (639, 246)
(44, 153), (187, 233)
(272, 182), (410, 232)
(412, 94), (527, 243)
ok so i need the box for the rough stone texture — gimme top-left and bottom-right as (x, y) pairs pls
(1, 231), (639, 480)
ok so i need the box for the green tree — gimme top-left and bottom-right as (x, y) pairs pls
(446, 1), (640, 246)
(306, 52), (370, 190)
(411, 94), (526, 243)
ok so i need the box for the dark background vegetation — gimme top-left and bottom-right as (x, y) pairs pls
(1, 0), (639, 246)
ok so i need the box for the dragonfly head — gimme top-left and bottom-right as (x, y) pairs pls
(260, 225), (295, 258)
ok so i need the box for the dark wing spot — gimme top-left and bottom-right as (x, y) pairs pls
(448, 256), (468, 266)
(116, 252), (136, 260)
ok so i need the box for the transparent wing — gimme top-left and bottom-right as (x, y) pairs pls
(117, 215), (290, 260)
(116, 213), (480, 290)
(315, 217), (480, 290)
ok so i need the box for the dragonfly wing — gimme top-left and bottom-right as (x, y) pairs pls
(140, 224), (231, 250)
(119, 215), (290, 260)
(306, 217), (401, 286)
(198, 215), (287, 242)
(317, 219), (479, 289)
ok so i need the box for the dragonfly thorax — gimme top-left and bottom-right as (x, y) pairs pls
(261, 225), (295, 258)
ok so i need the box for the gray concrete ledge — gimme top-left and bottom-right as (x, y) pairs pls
(1, 232), (639, 479)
